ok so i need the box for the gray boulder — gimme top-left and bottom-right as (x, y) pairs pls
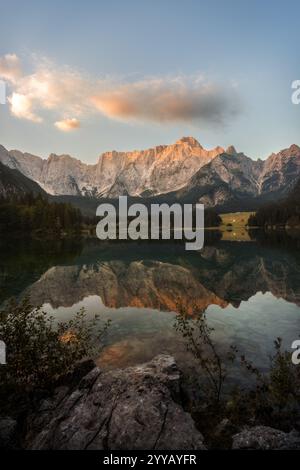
(24, 354), (206, 450)
(0, 417), (18, 449)
(232, 425), (300, 450)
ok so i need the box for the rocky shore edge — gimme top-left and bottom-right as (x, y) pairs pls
(1, 354), (300, 450)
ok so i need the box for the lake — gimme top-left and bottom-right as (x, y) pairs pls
(1, 233), (300, 384)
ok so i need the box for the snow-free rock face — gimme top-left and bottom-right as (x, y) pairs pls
(258, 144), (300, 196)
(174, 151), (264, 207)
(0, 140), (300, 207)
(102, 137), (223, 198)
(172, 144), (300, 208)
(0, 161), (46, 198)
(24, 355), (206, 450)
(0, 137), (223, 197)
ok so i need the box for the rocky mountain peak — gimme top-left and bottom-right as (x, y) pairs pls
(175, 136), (202, 148)
(214, 145), (225, 155)
(225, 145), (238, 155)
(0, 139), (299, 205)
(287, 144), (300, 155)
(0, 161), (46, 197)
(48, 153), (73, 162)
(48, 153), (61, 162)
(269, 144), (300, 161)
(0, 144), (8, 154)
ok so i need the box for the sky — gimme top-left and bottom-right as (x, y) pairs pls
(0, 0), (299, 163)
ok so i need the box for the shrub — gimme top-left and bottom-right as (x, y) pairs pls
(0, 297), (110, 393)
(174, 311), (300, 442)
(237, 337), (300, 429)
(174, 311), (237, 405)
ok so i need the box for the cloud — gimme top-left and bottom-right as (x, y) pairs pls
(0, 54), (92, 125)
(0, 53), (242, 129)
(0, 54), (22, 84)
(92, 77), (241, 125)
(9, 92), (42, 122)
(54, 118), (80, 131)
(6, 62), (91, 124)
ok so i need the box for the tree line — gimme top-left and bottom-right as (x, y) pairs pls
(0, 192), (222, 236)
(248, 179), (300, 228)
(0, 193), (82, 235)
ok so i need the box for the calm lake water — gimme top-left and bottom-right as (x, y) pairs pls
(1, 233), (300, 382)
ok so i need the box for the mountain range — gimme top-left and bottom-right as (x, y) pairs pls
(0, 137), (300, 211)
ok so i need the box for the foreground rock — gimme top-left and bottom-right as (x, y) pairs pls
(232, 426), (300, 450)
(0, 417), (18, 449)
(24, 355), (206, 450)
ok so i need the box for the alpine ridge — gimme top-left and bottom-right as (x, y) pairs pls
(0, 138), (224, 197)
(0, 139), (299, 210)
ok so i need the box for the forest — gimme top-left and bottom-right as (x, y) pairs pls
(0, 193), (82, 235)
(248, 179), (300, 228)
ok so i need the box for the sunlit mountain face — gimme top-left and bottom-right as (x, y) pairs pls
(1, 140), (300, 213)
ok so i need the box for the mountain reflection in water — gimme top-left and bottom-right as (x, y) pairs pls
(0, 235), (300, 377)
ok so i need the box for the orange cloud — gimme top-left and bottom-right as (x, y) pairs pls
(54, 118), (80, 131)
(92, 78), (241, 125)
(0, 53), (241, 128)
